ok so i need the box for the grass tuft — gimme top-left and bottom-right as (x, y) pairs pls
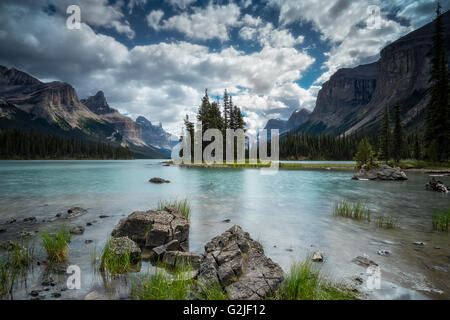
(41, 226), (71, 263)
(157, 199), (191, 220)
(432, 208), (450, 232)
(333, 200), (371, 221)
(131, 263), (195, 300)
(100, 239), (132, 275)
(274, 260), (357, 300)
(0, 258), (18, 299)
(7, 241), (35, 275)
(375, 215), (397, 229)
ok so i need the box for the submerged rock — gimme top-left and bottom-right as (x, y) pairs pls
(352, 165), (407, 181)
(425, 177), (448, 193)
(66, 207), (87, 219)
(149, 177), (170, 184)
(111, 206), (189, 250)
(70, 225), (85, 235)
(352, 256), (378, 268)
(197, 225), (284, 300)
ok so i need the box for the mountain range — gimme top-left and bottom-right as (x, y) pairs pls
(0, 66), (176, 158)
(266, 11), (450, 137)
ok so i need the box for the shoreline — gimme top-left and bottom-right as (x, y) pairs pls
(173, 162), (450, 173)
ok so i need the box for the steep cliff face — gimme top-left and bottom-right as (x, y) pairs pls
(0, 66), (101, 127)
(264, 108), (311, 133)
(81, 90), (114, 115)
(346, 11), (450, 134)
(136, 116), (177, 150)
(309, 63), (377, 129)
(295, 11), (450, 136)
(81, 91), (145, 146)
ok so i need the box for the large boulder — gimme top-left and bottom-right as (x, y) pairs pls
(111, 206), (189, 250)
(352, 165), (407, 181)
(197, 225), (284, 300)
(425, 177), (448, 193)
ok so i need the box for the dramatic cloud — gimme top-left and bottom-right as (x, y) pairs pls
(149, 3), (242, 41)
(268, 0), (419, 83)
(0, 0), (441, 135)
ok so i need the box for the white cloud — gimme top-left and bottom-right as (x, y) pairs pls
(0, 1), (316, 136)
(166, 0), (197, 10)
(239, 21), (304, 48)
(151, 3), (242, 41)
(146, 10), (164, 30)
(268, 0), (415, 83)
(127, 0), (147, 14)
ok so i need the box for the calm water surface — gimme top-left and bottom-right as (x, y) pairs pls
(0, 160), (448, 300)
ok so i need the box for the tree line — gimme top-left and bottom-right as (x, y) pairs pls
(182, 89), (246, 160)
(0, 128), (133, 160)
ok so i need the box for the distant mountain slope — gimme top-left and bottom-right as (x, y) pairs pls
(264, 108), (311, 133)
(136, 116), (178, 150)
(292, 11), (450, 136)
(81, 91), (146, 147)
(0, 66), (168, 158)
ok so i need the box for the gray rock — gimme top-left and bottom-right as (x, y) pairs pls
(66, 207), (87, 219)
(377, 250), (390, 256)
(107, 236), (141, 263)
(84, 290), (106, 300)
(111, 206), (189, 250)
(149, 177), (170, 183)
(150, 239), (181, 260)
(425, 177), (448, 193)
(70, 225), (85, 235)
(163, 251), (204, 270)
(312, 251), (323, 262)
(352, 165), (408, 181)
(352, 256), (378, 268)
(198, 225), (284, 300)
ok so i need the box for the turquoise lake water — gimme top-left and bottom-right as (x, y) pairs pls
(0, 160), (449, 299)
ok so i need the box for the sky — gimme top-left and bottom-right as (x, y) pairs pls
(0, 0), (446, 136)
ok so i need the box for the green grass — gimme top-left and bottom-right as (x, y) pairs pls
(432, 208), (450, 232)
(274, 260), (357, 300)
(7, 241), (35, 275)
(157, 199), (191, 220)
(100, 239), (132, 275)
(180, 161), (355, 170)
(375, 216), (398, 229)
(333, 200), (371, 221)
(0, 258), (18, 299)
(131, 264), (195, 300)
(195, 282), (229, 300)
(398, 159), (450, 170)
(41, 226), (71, 263)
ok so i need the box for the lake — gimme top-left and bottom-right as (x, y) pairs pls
(0, 160), (449, 300)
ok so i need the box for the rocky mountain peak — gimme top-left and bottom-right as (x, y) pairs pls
(81, 91), (115, 115)
(0, 65), (42, 86)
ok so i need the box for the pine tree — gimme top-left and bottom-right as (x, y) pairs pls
(355, 137), (377, 169)
(424, 2), (450, 161)
(393, 102), (404, 163)
(379, 105), (391, 163)
(414, 127), (421, 160)
(223, 89), (230, 129)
